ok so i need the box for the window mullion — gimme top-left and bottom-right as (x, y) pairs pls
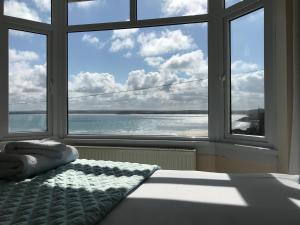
(208, 0), (225, 141)
(130, 0), (137, 21)
(52, 0), (68, 138)
(0, 15), (8, 138)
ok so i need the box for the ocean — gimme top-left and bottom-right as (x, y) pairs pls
(8, 113), (249, 136)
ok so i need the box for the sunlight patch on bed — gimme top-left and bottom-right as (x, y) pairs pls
(129, 183), (248, 206)
(153, 170), (231, 181)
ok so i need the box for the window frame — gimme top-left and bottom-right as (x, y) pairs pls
(222, 0), (275, 147)
(3, 0), (52, 25)
(0, 0), (53, 139)
(65, 0), (210, 140)
(0, 0), (279, 150)
(224, 3), (268, 143)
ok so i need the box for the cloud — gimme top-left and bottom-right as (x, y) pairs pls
(231, 60), (264, 94)
(67, 53), (265, 111)
(231, 91), (264, 110)
(138, 29), (196, 57)
(82, 34), (106, 49)
(162, 0), (207, 17)
(160, 50), (208, 79)
(112, 29), (139, 39)
(69, 72), (123, 95)
(230, 60), (264, 110)
(73, 0), (105, 9)
(110, 38), (135, 52)
(110, 28), (139, 53)
(231, 60), (260, 74)
(32, 0), (51, 12)
(144, 57), (165, 67)
(126, 69), (179, 90)
(9, 49), (39, 63)
(9, 49), (46, 111)
(68, 49), (209, 110)
(232, 70), (264, 93)
(4, 0), (41, 22)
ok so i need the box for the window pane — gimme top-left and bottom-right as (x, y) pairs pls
(68, 23), (208, 137)
(225, 0), (244, 8)
(4, 0), (51, 24)
(9, 30), (47, 133)
(230, 9), (264, 136)
(68, 0), (129, 25)
(138, 0), (208, 20)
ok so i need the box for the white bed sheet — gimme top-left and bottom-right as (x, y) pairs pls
(100, 170), (300, 225)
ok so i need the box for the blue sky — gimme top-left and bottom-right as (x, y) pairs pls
(6, 0), (264, 112)
(68, 24), (208, 84)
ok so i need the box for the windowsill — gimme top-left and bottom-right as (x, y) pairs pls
(0, 136), (278, 166)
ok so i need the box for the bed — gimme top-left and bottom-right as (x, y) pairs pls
(101, 170), (300, 225)
(0, 159), (299, 225)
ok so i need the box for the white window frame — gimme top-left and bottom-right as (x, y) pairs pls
(222, 0), (276, 148)
(64, 0), (210, 141)
(0, 0), (282, 151)
(224, 1), (269, 143)
(0, 0), (53, 139)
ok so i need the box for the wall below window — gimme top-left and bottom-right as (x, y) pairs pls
(196, 143), (278, 173)
(0, 140), (278, 173)
(73, 141), (278, 173)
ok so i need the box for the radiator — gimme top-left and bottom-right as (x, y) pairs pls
(76, 146), (196, 170)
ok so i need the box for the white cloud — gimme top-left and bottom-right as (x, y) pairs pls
(110, 38), (135, 52)
(231, 60), (260, 74)
(67, 54), (264, 110)
(69, 72), (123, 95)
(162, 0), (207, 17)
(74, 0), (105, 9)
(138, 29), (196, 57)
(232, 70), (264, 93)
(4, 0), (41, 22)
(126, 69), (179, 90)
(110, 28), (139, 53)
(112, 29), (139, 39)
(9, 49), (39, 63)
(82, 34), (106, 49)
(68, 49), (209, 110)
(32, 0), (51, 12)
(144, 57), (165, 67)
(161, 50), (208, 79)
(9, 49), (46, 111)
(231, 60), (264, 110)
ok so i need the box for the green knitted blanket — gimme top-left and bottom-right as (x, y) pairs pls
(0, 159), (159, 225)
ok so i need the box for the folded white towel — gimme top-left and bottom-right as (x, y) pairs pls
(0, 145), (79, 181)
(4, 140), (66, 159)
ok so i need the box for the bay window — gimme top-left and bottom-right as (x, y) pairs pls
(0, 0), (276, 148)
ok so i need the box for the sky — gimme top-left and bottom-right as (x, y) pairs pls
(6, 0), (264, 113)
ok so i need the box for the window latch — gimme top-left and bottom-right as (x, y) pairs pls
(219, 73), (226, 83)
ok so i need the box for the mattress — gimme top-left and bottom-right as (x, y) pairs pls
(100, 170), (300, 225)
(0, 159), (159, 225)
